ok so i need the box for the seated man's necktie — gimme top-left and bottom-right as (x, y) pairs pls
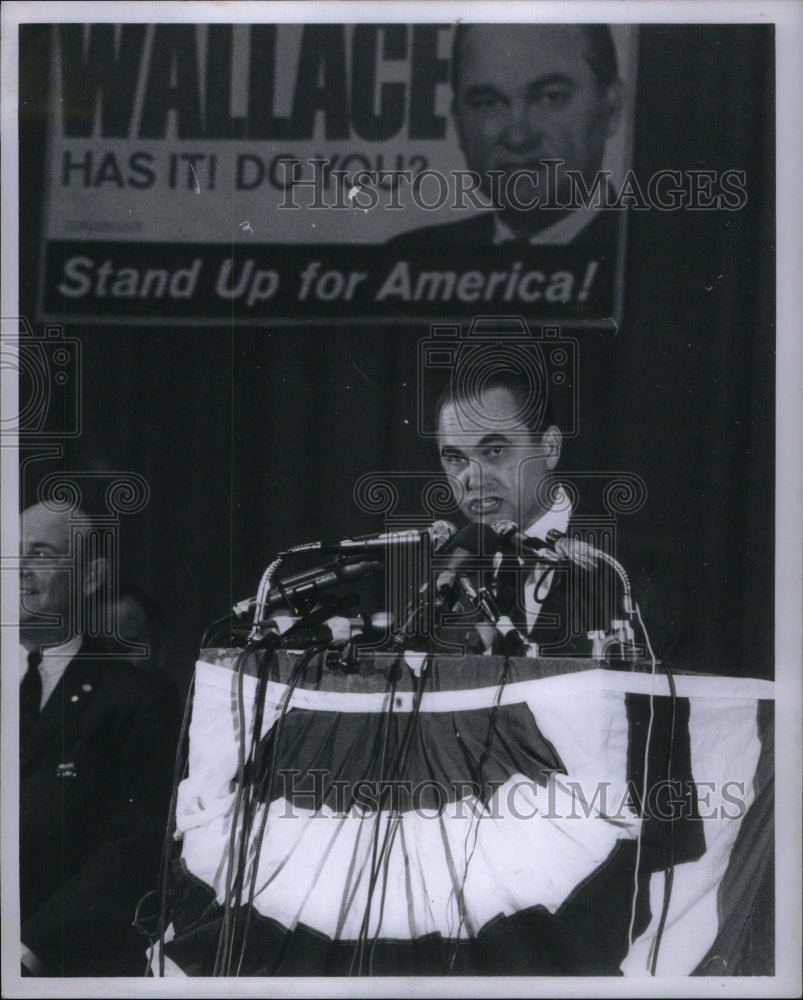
(20, 650), (43, 740)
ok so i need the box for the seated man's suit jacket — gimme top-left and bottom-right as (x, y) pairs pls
(20, 636), (181, 976)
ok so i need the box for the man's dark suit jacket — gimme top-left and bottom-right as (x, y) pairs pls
(437, 521), (689, 665)
(386, 208), (622, 253)
(20, 637), (181, 976)
(521, 524), (689, 662)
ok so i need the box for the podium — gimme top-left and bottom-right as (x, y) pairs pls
(156, 649), (773, 977)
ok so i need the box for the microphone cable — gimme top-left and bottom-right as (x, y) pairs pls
(639, 602), (678, 976)
(236, 643), (327, 976)
(351, 661), (401, 977)
(364, 661), (430, 977)
(625, 605), (657, 960)
(227, 608), (351, 974)
(213, 634), (279, 976)
(624, 599), (678, 975)
(350, 655), (430, 976)
(150, 670), (195, 977)
(446, 652), (512, 974)
(225, 633), (284, 973)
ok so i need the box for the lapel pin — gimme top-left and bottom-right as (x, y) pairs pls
(57, 762), (77, 778)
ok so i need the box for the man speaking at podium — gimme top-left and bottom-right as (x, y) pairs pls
(432, 356), (687, 663)
(435, 367), (575, 654)
(436, 367), (613, 658)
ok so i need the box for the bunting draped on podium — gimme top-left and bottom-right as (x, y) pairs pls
(156, 650), (773, 977)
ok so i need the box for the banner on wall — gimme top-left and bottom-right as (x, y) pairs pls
(39, 22), (642, 326)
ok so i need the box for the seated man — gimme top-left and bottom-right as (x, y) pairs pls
(19, 501), (180, 976)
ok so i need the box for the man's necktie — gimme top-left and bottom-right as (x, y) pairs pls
(20, 650), (43, 741)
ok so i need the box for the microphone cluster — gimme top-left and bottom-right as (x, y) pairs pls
(228, 516), (637, 661)
(491, 519), (600, 571)
(427, 519), (631, 657)
(234, 521), (458, 645)
(265, 611), (395, 649)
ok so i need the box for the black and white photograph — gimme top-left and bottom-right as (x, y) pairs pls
(1, 1), (801, 996)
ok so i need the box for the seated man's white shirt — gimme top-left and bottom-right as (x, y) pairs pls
(19, 633), (83, 709)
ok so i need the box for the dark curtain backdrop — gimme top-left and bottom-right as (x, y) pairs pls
(18, 25), (775, 692)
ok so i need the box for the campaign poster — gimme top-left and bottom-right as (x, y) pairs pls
(39, 22), (638, 326)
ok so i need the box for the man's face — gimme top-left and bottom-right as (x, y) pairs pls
(115, 594), (165, 669)
(438, 386), (561, 527)
(453, 24), (620, 224)
(115, 595), (150, 647)
(19, 503), (74, 639)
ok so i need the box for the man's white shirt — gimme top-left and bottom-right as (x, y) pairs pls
(520, 488), (572, 631)
(491, 487), (572, 635)
(19, 633), (83, 709)
(492, 204), (602, 246)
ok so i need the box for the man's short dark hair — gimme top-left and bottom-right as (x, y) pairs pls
(451, 23), (619, 94)
(435, 368), (556, 438)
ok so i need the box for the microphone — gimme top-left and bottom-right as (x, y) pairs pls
(276, 612), (393, 649)
(390, 524), (494, 650)
(275, 614), (365, 648)
(298, 520), (456, 556)
(493, 520), (640, 656)
(233, 558), (382, 617)
(436, 522), (501, 599)
(434, 522), (527, 655)
(491, 519), (599, 571)
(341, 612), (396, 666)
(451, 573), (527, 656)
